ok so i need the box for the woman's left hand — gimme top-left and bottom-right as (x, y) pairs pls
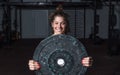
(81, 57), (93, 67)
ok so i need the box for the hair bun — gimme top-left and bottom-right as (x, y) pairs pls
(56, 4), (63, 12)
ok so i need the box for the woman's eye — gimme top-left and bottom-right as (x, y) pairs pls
(62, 22), (66, 25)
(55, 23), (58, 24)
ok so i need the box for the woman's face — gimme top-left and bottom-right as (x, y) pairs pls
(51, 16), (66, 35)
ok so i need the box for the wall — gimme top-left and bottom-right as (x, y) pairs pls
(21, 10), (49, 38)
(0, 7), (2, 31)
(0, 0), (120, 39)
(97, 6), (109, 39)
(115, 5), (120, 30)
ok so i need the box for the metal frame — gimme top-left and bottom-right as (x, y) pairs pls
(0, 1), (119, 43)
(0, 1), (94, 40)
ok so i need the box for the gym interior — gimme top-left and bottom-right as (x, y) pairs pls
(0, 0), (120, 75)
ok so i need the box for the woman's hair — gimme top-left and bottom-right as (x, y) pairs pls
(49, 5), (70, 34)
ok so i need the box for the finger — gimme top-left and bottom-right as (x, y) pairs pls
(82, 63), (90, 67)
(82, 57), (93, 67)
(28, 60), (34, 65)
(34, 62), (41, 70)
(28, 60), (36, 70)
(29, 65), (35, 70)
(82, 58), (89, 62)
(29, 67), (35, 70)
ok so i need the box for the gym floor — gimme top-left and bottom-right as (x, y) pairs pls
(0, 39), (120, 75)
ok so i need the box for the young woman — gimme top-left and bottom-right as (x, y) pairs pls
(28, 7), (92, 71)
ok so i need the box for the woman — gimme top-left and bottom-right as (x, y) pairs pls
(28, 7), (92, 71)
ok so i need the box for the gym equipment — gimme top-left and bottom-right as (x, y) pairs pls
(33, 34), (88, 75)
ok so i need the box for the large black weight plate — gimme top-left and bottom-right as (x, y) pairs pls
(33, 34), (88, 75)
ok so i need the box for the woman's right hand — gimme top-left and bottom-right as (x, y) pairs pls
(28, 60), (41, 71)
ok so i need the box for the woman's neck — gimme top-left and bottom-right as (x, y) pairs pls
(53, 33), (65, 35)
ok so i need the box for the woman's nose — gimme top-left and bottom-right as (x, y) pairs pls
(58, 23), (62, 27)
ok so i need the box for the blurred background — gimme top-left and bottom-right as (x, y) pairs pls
(0, 0), (120, 75)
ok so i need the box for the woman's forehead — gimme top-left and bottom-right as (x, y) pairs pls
(54, 16), (65, 20)
(54, 15), (64, 18)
